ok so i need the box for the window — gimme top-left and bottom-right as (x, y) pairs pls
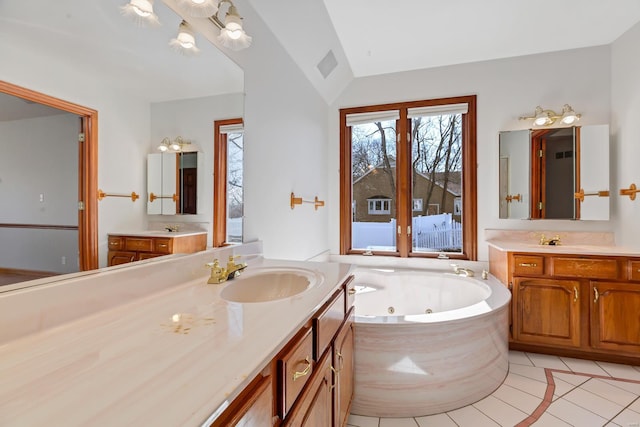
(368, 198), (391, 215)
(214, 119), (244, 246)
(340, 95), (477, 259)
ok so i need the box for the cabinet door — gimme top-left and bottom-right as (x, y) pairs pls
(284, 351), (332, 427)
(211, 375), (273, 427)
(514, 278), (581, 347)
(333, 310), (354, 427)
(107, 251), (136, 266)
(591, 281), (640, 353)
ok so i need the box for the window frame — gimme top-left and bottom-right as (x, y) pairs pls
(213, 118), (243, 247)
(339, 95), (477, 260)
(367, 198), (391, 215)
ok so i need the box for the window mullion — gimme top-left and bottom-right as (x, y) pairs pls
(396, 111), (411, 257)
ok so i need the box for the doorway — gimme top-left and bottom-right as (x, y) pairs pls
(0, 81), (98, 275)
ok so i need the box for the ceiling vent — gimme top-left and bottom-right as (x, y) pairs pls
(317, 50), (338, 79)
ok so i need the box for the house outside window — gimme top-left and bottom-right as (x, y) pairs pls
(368, 198), (391, 215)
(340, 95), (477, 259)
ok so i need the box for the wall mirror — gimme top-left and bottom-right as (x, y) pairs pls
(499, 125), (610, 220)
(147, 152), (204, 215)
(0, 0), (244, 287)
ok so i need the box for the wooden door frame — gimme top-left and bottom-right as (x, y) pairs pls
(0, 80), (99, 270)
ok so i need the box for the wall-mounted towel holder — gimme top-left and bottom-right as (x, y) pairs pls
(290, 192), (325, 210)
(149, 193), (178, 203)
(97, 189), (140, 202)
(574, 188), (610, 202)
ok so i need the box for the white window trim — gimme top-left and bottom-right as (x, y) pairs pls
(367, 198), (391, 215)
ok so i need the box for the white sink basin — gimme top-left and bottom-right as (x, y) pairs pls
(220, 267), (322, 303)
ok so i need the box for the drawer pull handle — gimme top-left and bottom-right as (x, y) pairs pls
(158, 244), (167, 248)
(594, 287), (599, 303)
(573, 286), (579, 303)
(292, 357), (311, 381)
(518, 263), (538, 267)
(348, 288), (356, 296)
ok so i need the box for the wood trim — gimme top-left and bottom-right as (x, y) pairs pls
(0, 80), (98, 270)
(396, 112), (410, 258)
(213, 118), (243, 247)
(0, 267), (59, 278)
(0, 223), (78, 230)
(339, 111), (352, 255)
(574, 127), (581, 219)
(339, 94), (478, 260)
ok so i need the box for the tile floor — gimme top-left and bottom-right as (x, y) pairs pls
(348, 351), (640, 427)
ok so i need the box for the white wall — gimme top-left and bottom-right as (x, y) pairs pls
(329, 46), (614, 261)
(611, 22), (640, 248)
(189, 0), (332, 260)
(0, 114), (79, 272)
(149, 93), (244, 243)
(1, 41), (151, 267)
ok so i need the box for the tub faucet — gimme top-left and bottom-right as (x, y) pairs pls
(451, 264), (475, 277)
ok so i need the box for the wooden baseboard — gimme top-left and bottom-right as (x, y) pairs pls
(509, 342), (640, 365)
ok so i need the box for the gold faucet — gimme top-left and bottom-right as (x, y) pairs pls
(206, 256), (248, 284)
(225, 255), (247, 280)
(206, 259), (228, 284)
(451, 264), (475, 277)
(539, 234), (561, 246)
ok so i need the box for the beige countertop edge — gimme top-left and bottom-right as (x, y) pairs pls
(0, 258), (354, 427)
(487, 240), (640, 257)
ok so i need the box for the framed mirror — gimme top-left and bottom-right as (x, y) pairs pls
(498, 125), (609, 220)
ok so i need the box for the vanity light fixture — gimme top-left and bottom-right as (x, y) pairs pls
(157, 136), (192, 152)
(170, 21), (200, 54)
(120, 0), (160, 26)
(121, 0), (251, 51)
(519, 104), (581, 127)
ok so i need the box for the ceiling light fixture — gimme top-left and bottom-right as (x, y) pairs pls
(157, 136), (192, 152)
(176, 0), (219, 18)
(121, 0), (251, 52)
(170, 20), (200, 55)
(209, 1), (252, 51)
(120, 0), (160, 26)
(519, 104), (581, 127)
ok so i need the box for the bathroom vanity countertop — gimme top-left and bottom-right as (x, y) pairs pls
(108, 230), (208, 237)
(0, 258), (353, 427)
(488, 240), (640, 257)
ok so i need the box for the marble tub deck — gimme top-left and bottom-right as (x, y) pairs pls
(348, 350), (640, 426)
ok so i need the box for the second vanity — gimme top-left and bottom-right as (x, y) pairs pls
(0, 242), (354, 426)
(488, 231), (640, 363)
(107, 230), (207, 266)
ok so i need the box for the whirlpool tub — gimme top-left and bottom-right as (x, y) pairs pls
(351, 267), (511, 417)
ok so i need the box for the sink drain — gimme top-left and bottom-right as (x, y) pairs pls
(425, 308), (433, 314)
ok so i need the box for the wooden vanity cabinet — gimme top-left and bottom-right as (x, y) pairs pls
(492, 249), (640, 363)
(211, 275), (355, 427)
(513, 277), (581, 348)
(107, 233), (206, 266)
(590, 281), (640, 353)
(211, 374), (274, 427)
(333, 309), (354, 427)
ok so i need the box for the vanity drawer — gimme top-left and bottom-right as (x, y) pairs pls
(313, 288), (345, 361)
(629, 261), (640, 282)
(107, 236), (124, 251)
(512, 255), (544, 276)
(153, 238), (172, 254)
(278, 327), (314, 419)
(552, 257), (618, 279)
(124, 237), (154, 252)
